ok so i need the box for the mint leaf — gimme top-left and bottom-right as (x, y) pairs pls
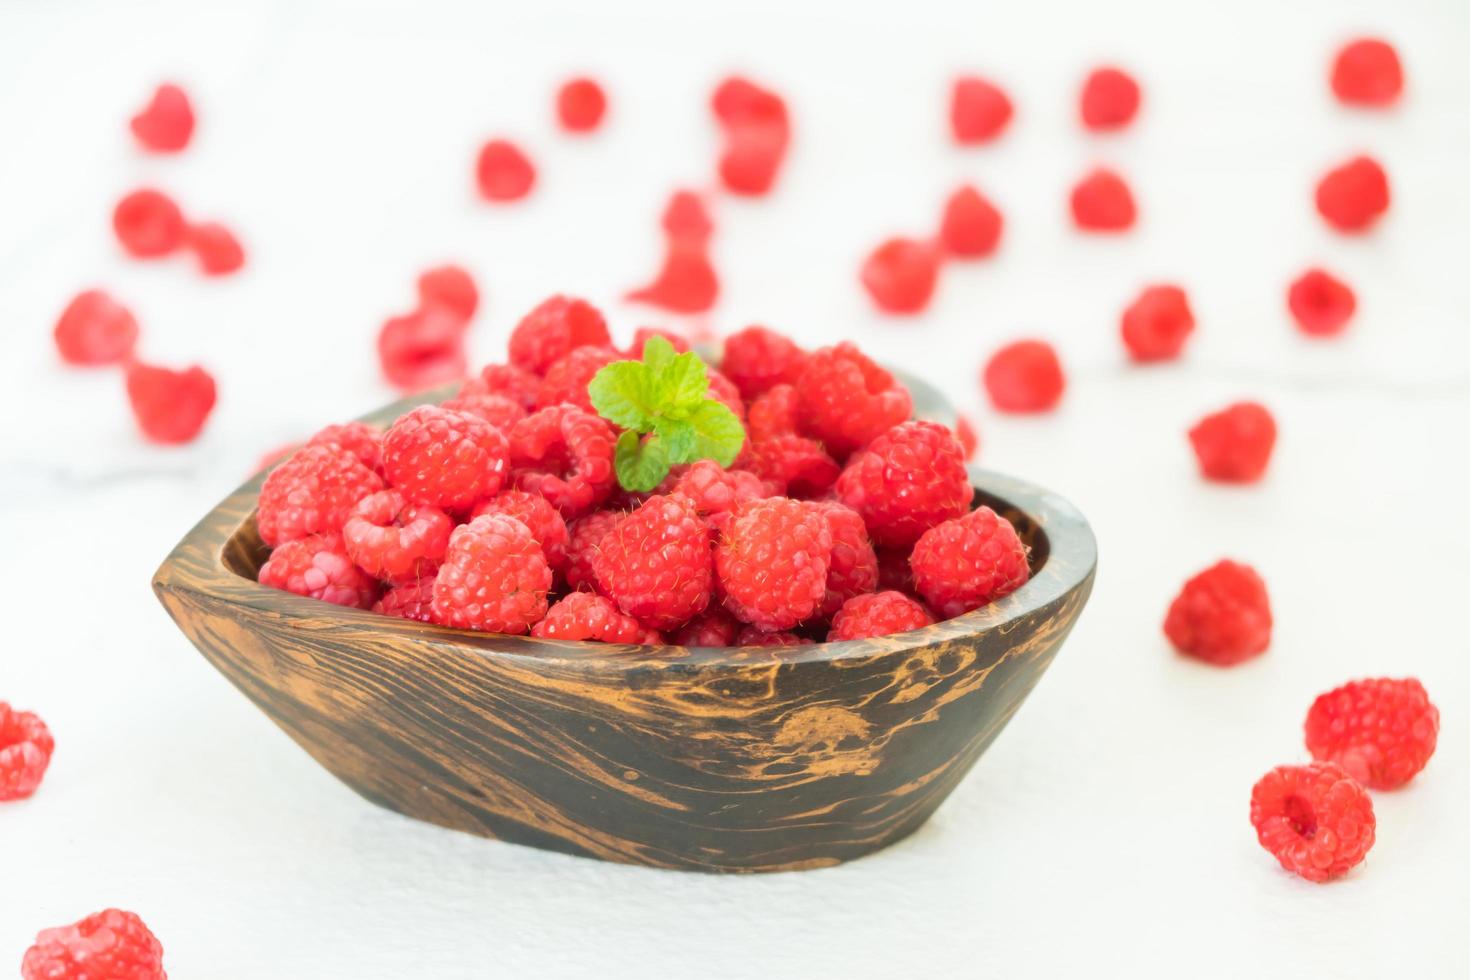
(614, 430), (670, 492)
(640, 334), (677, 374)
(588, 361), (656, 431)
(685, 400), (745, 466)
(660, 351), (709, 409)
(653, 417), (696, 461)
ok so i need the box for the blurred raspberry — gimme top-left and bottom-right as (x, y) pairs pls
(342, 489), (452, 583)
(594, 494), (714, 630)
(860, 237), (942, 314)
(21, 908), (166, 980)
(563, 509), (621, 591)
(717, 497), (833, 630)
(125, 361), (217, 444)
(129, 81), (194, 152)
(795, 342), (913, 457)
(1305, 678), (1439, 790)
(184, 221), (245, 275)
(837, 420), (972, 549)
(432, 514), (552, 633)
(737, 433), (840, 498)
(476, 363), (542, 409)
(257, 443), (384, 546)
(508, 295), (611, 375)
(475, 138), (535, 202)
(1121, 284), (1195, 362)
(533, 592), (649, 643)
(711, 76), (790, 196)
(417, 264), (478, 321)
(949, 76), (1013, 144)
(1071, 167), (1136, 231)
(54, 289), (138, 366)
(439, 390), (527, 430)
(536, 345), (622, 411)
(671, 607), (741, 647)
(747, 384), (800, 440)
(627, 241), (718, 314)
(1164, 559), (1272, 665)
(556, 76), (608, 132)
(1330, 38), (1404, 107)
(0, 702), (54, 802)
(1315, 156), (1389, 233)
(258, 532), (380, 609)
(954, 415), (979, 461)
(382, 406), (508, 511)
(373, 578), (438, 623)
(472, 489), (570, 571)
(509, 405), (617, 517)
(1250, 762), (1375, 883)
(830, 591), (935, 640)
(1080, 66), (1141, 130)
(1288, 268), (1356, 337)
(910, 505), (1030, 618)
(939, 186), (1003, 259)
(113, 188), (186, 257)
(720, 325), (808, 399)
(307, 421), (382, 471)
(983, 339), (1065, 413)
(1188, 401), (1276, 483)
(378, 306), (468, 392)
(705, 368), (747, 420)
(661, 191), (714, 248)
(816, 502), (879, 619)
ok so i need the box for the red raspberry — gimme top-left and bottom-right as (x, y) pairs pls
(258, 532), (380, 608)
(373, 578), (437, 622)
(736, 626), (810, 647)
(627, 326), (691, 358)
(54, 289), (138, 366)
(257, 443), (384, 545)
(307, 421), (382, 471)
(795, 342), (913, 458)
(737, 434), (839, 498)
(983, 339), (1065, 413)
(477, 363), (542, 409)
(717, 497), (833, 630)
(836, 420), (972, 549)
(1121, 284), (1195, 362)
(747, 383), (799, 441)
(1080, 66), (1141, 131)
(508, 295), (611, 375)
(125, 361), (217, 444)
(1188, 401), (1276, 483)
(1331, 38), (1403, 108)
(830, 590), (934, 641)
(113, 189), (186, 257)
(432, 514), (552, 633)
(860, 237), (942, 315)
(949, 76), (1013, 145)
(720, 326), (807, 399)
(816, 502), (879, 619)
(533, 592), (650, 644)
(439, 390), (527, 431)
(0, 702), (54, 801)
(1164, 559), (1272, 665)
(705, 369), (746, 420)
(475, 139), (535, 202)
(472, 489), (569, 571)
(342, 489), (452, 583)
(672, 460), (768, 529)
(417, 264), (478, 321)
(556, 76), (608, 132)
(1315, 155), (1390, 233)
(910, 505), (1030, 618)
(1305, 678), (1439, 790)
(564, 509), (621, 591)
(711, 76), (790, 196)
(509, 405), (616, 517)
(378, 306), (468, 392)
(130, 81), (194, 152)
(954, 415), (979, 461)
(536, 345), (622, 411)
(1070, 167), (1137, 231)
(21, 908), (166, 980)
(671, 607), (740, 647)
(661, 193), (713, 248)
(1250, 762), (1375, 883)
(1288, 268), (1356, 338)
(184, 221), (245, 275)
(594, 494), (714, 630)
(381, 406), (508, 511)
(939, 186), (1003, 259)
(876, 547), (914, 593)
(626, 242), (719, 314)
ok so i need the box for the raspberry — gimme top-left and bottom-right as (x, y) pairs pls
(594, 494), (714, 629)
(705, 369), (746, 420)
(711, 76), (790, 196)
(477, 363), (542, 409)
(184, 221), (245, 275)
(1304, 678), (1439, 790)
(378, 306), (468, 392)
(342, 489), (452, 583)
(910, 505), (1030, 618)
(1163, 559), (1272, 665)
(717, 497), (833, 630)
(720, 326), (807, 399)
(125, 361), (217, 444)
(563, 509), (620, 591)
(432, 514), (551, 633)
(816, 502), (879, 619)
(671, 607), (740, 647)
(983, 339), (1065, 413)
(21, 908), (166, 980)
(1331, 38), (1403, 108)
(736, 626), (810, 647)
(830, 591), (934, 641)
(954, 415), (979, 461)
(536, 345), (621, 411)
(1315, 156), (1389, 233)
(876, 547), (914, 593)
(836, 420), (972, 549)
(1250, 762), (1375, 883)
(1287, 268), (1356, 337)
(439, 390), (526, 430)
(113, 189), (186, 257)
(307, 421), (382, 471)
(627, 326), (691, 358)
(54, 289), (138, 366)
(373, 578), (437, 623)
(1188, 401), (1276, 483)
(508, 295), (611, 375)
(509, 405), (617, 517)
(738, 434), (839, 498)
(381, 406), (508, 511)
(1070, 167), (1137, 231)
(1121, 284), (1195, 362)
(1080, 67), (1141, 131)
(533, 592), (650, 643)
(671, 460), (768, 528)
(0, 703), (54, 802)
(556, 76), (608, 132)
(475, 139), (535, 202)
(417, 264), (478, 321)
(626, 242), (719, 314)
(471, 489), (569, 571)
(258, 532), (381, 608)
(661, 193), (712, 248)
(939, 185), (1003, 259)
(130, 81), (194, 152)
(860, 237), (942, 314)
(795, 342), (913, 458)
(747, 383), (800, 441)
(949, 76), (1013, 144)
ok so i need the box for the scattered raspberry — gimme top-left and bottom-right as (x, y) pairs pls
(439, 390), (526, 430)
(477, 363), (542, 409)
(737, 434), (840, 498)
(1121, 284), (1195, 362)
(125, 361), (217, 444)
(720, 326), (807, 399)
(307, 421), (382, 471)
(660, 193), (713, 248)
(432, 514), (551, 633)
(130, 82), (194, 152)
(21, 908), (166, 980)
(939, 186), (1003, 259)
(830, 591), (934, 641)
(533, 592), (649, 643)
(342, 489), (452, 583)
(1070, 167), (1137, 231)
(1250, 762), (1375, 882)
(373, 578), (437, 623)
(795, 342), (914, 457)
(672, 460), (768, 529)
(1288, 268), (1356, 338)
(475, 139), (535, 202)
(705, 368), (747, 420)
(536, 345), (621, 412)
(860, 237), (942, 314)
(1163, 559), (1272, 665)
(627, 242), (718, 313)
(1080, 66), (1141, 131)
(817, 503), (879, 619)
(954, 415), (979, 461)
(508, 295), (611, 375)
(836, 420), (972, 549)
(184, 221), (245, 275)
(0, 703), (54, 802)
(746, 383), (800, 441)
(258, 532), (380, 608)
(671, 607), (741, 647)
(594, 494), (714, 629)
(736, 625), (811, 647)
(556, 76), (608, 132)
(1188, 401), (1276, 483)
(472, 489), (569, 571)
(949, 76), (1013, 144)
(910, 505), (1030, 618)
(1331, 38), (1404, 108)
(54, 289), (138, 366)
(381, 405), (508, 511)
(509, 405), (617, 517)
(717, 497), (833, 630)
(711, 76), (790, 196)
(983, 339), (1065, 413)
(1305, 678), (1439, 790)
(417, 264), (478, 321)
(378, 306), (468, 392)
(563, 509), (621, 591)
(1315, 155), (1389, 233)
(113, 189), (186, 257)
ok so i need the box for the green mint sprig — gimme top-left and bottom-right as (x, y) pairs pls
(587, 336), (745, 492)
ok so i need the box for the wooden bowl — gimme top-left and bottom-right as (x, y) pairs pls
(153, 390), (1096, 873)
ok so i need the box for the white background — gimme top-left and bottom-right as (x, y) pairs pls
(2, 0), (1468, 977)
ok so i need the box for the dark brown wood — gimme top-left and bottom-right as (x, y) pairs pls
(152, 391), (1096, 873)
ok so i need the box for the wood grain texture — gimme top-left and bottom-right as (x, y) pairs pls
(152, 390), (1096, 873)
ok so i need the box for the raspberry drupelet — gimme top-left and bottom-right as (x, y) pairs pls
(795, 342), (914, 458)
(54, 289), (139, 366)
(432, 515), (551, 633)
(341, 489), (452, 583)
(1188, 401), (1276, 483)
(508, 295), (612, 375)
(1250, 762), (1375, 882)
(258, 532), (380, 609)
(472, 489), (570, 571)
(717, 497), (834, 631)
(1304, 678), (1439, 790)
(593, 494), (714, 630)
(532, 592), (650, 644)
(509, 405), (617, 518)
(257, 444), (385, 547)
(836, 420), (972, 549)
(830, 591), (935, 641)
(381, 405), (508, 512)
(21, 908), (167, 980)
(910, 506), (1030, 618)
(1164, 559), (1272, 665)
(0, 702), (54, 802)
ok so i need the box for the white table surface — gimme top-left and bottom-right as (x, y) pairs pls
(2, 0), (1467, 977)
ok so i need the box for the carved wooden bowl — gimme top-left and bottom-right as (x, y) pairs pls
(153, 389), (1096, 873)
